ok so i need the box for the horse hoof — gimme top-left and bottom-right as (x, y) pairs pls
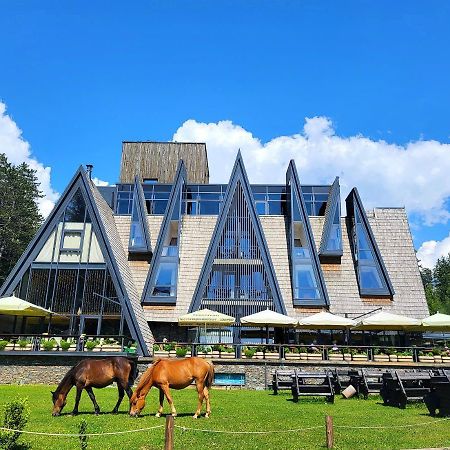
(193, 414), (198, 419)
(155, 413), (161, 418)
(171, 413), (177, 417)
(112, 410), (118, 415)
(205, 413), (210, 419)
(71, 412), (78, 416)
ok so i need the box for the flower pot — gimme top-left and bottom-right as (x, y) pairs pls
(329, 354), (344, 361)
(397, 356), (413, 363)
(343, 353), (352, 361)
(352, 354), (368, 362)
(389, 355), (398, 362)
(374, 355), (389, 362)
(434, 356), (443, 363)
(4, 344), (15, 351)
(169, 351), (177, 358)
(299, 352), (308, 360)
(285, 353), (300, 360)
(418, 356), (434, 363)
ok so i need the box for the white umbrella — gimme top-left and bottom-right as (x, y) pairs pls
(178, 309), (235, 327)
(0, 295), (54, 317)
(240, 309), (297, 327)
(421, 312), (450, 331)
(298, 311), (356, 330)
(354, 311), (421, 331)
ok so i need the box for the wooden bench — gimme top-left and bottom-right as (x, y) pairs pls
(331, 369), (361, 395)
(291, 371), (335, 403)
(424, 371), (450, 417)
(358, 369), (389, 399)
(271, 370), (295, 394)
(381, 370), (432, 408)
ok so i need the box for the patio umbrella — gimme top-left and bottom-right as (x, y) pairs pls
(297, 311), (356, 330)
(421, 312), (450, 331)
(0, 295), (54, 317)
(353, 311), (421, 331)
(240, 309), (297, 327)
(178, 309), (235, 327)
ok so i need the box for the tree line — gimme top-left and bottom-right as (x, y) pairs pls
(420, 255), (450, 315)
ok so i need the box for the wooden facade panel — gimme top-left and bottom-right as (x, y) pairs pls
(120, 142), (209, 184)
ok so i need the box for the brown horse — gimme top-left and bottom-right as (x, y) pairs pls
(52, 357), (137, 416)
(129, 357), (214, 418)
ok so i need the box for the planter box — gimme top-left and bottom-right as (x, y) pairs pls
(211, 351), (220, 358)
(389, 355), (398, 362)
(285, 353), (301, 360)
(219, 352), (235, 359)
(418, 356), (434, 363)
(307, 354), (323, 361)
(101, 345), (122, 352)
(374, 355), (389, 362)
(264, 353), (280, 360)
(17, 345), (32, 351)
(328, 354), (344, 361)
(442, 357), (450, 364)
(60, 345), (77, 352)
(434, 356), (443, 363)
(299, 353), (308, 360)
(397, 356), (413, 363)
(154, 351), (169, 358)
(243, 355), (256, 359)
(352, 354), (368, 362)
(343, 353), (352, 361)
(255, 352), (265, 360)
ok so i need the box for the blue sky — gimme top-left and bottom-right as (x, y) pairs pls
(1, 1), (450, 267)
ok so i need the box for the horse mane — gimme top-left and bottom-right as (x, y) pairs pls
(134, 359), (162, 397)
(54, 365), (76, 396)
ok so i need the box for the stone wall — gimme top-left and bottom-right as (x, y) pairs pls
(1, 355), (449, 389)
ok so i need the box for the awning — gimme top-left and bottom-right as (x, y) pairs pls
(0, 295), (54, 317)
(240, 309), (297, 327)
(298, 311), (356, 330)
(353, 311), (421, 331)
(178, 309), (235, 327)
(421, 312), (450, 331)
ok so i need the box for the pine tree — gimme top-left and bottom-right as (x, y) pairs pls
(0, 153), (43, 286)
(420, 254), (450, 314)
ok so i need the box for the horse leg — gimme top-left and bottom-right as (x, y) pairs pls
(71, 385), (83, 416)
(85, 387), (100, 415)
(155, 389), (164, 418)
(112, 384), (125, 414)
(161, 384), (177, 417)
(203, 387), (211, 418)
(193, 381), (205, 419)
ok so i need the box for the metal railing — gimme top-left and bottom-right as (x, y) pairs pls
(0, 334), (133, 353)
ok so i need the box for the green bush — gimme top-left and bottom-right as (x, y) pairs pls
(432, 348), (442, 356)
(163, 343), (175, 352)
(17, 339), (29, 349)
(153, 344), (160, 351)
(0, 398), (29, 450)
(225, 347), (234, 353)
(42, 339), (57, 351)
(176, 347), (188, 358)
(60, 340), (71, 351)
(0, 341), (8, 351)
(197, 345), (212, 354)
(298, 347), (307, 353)
(85, 340), (99, 351)
(78, 418), (88, 450)
(244, 347), (256, 358)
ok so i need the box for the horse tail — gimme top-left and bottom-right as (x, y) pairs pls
(204, 361), (215, 389)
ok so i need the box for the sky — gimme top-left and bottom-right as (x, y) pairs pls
(1, 1), (450, 268)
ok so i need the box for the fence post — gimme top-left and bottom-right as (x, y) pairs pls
(325, 415), (333, 449)
(164, 415), (174, 450)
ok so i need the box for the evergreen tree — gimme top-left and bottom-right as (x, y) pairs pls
(0, 153), (43, 286)
(420, 254), (450, 314)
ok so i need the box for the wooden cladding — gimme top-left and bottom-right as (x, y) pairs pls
(120, 142), (209, 184)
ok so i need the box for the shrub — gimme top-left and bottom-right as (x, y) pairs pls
(197, 345), (212, 354)
(0, 398), (29, 450)
(163, 343), (174, 352)
(85, 340), (99, 351)
(153, 344), (160, 352)
(225, 347), (234, 353)
(17, 339), (29, 349)
(244, 347), (256, 358)
(176, 347), (188, 358)
(432, 348), (442, 356)
(0, 340), (8, 351)
(298, 347), (307, 353)
(42, 339), (56, 351)
(78, 419), (88, 450)
(60, 340), (71, 351)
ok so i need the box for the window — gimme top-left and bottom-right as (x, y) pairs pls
(61, 230), (83, 251)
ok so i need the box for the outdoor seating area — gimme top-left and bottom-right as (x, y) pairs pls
(424, 370), (450, 416)
(290, 371), (335, 403)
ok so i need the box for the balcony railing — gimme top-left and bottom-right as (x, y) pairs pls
(152, 342), (450, 364)
(0, 334), (135, 354)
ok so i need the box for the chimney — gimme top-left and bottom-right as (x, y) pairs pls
(86, 164), (93, 179)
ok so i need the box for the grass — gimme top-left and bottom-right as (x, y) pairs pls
(0, 385), (449, 450)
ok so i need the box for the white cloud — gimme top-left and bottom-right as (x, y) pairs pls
(91, 177), (110, 186)
(417, 233), (450, 269)
(0, 102), (59, 217)
(173, 117), (450, 226)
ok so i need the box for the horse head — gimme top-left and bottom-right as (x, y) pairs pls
(129, 391), (147, 417)
(51, 390), (67, 416)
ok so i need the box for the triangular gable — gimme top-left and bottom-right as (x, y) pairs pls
(128, 177), (152, 254)
(319, 177), (343, 259)
(286, 160), (329, 306)
(345, 188), (395, 297)
(141, 161), (186, 304)
(190, 151), (285, 318)
(0, 166), (153, 356)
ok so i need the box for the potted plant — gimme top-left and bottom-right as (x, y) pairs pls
(418, 351), (434, 363)
(328, 348), (344, 361)
(153, 343), (169, 358)
(220, 346), (235, 359)
(84, 339), (99, 352)
(167, 342), (177, 358)
(432, 348), (443, 363)
(0, 340), (9, 351)
(176, 347), (188, 358)
(384, 348), (397, 362)
(243, 347), (256, 359)
(254, 346), (265, 360)
(197, 345), (212, 358)
(101, 338), (121, 352)
(60, 339), (72, 351)
(17, 339), (31, 351)
(373, 348), (389, 362)
(264, 346), (279, 360)
(211, 345), (222, 358)
(285, 347), (300, 360)
(396, 350), (413, 363)
(352, 350), (368, 362)
(298, 346), (308, 360)
(42, 339), (57, 351)
(124, 343), (137, 354)
(307, 347), (323, 361)
(342, 347), (352, 361)
(441, 350), (450, 364)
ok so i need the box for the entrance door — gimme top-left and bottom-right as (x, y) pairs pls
(80, 316), (101, 336)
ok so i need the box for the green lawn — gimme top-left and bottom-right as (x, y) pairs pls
(0, 385), (449, 450)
